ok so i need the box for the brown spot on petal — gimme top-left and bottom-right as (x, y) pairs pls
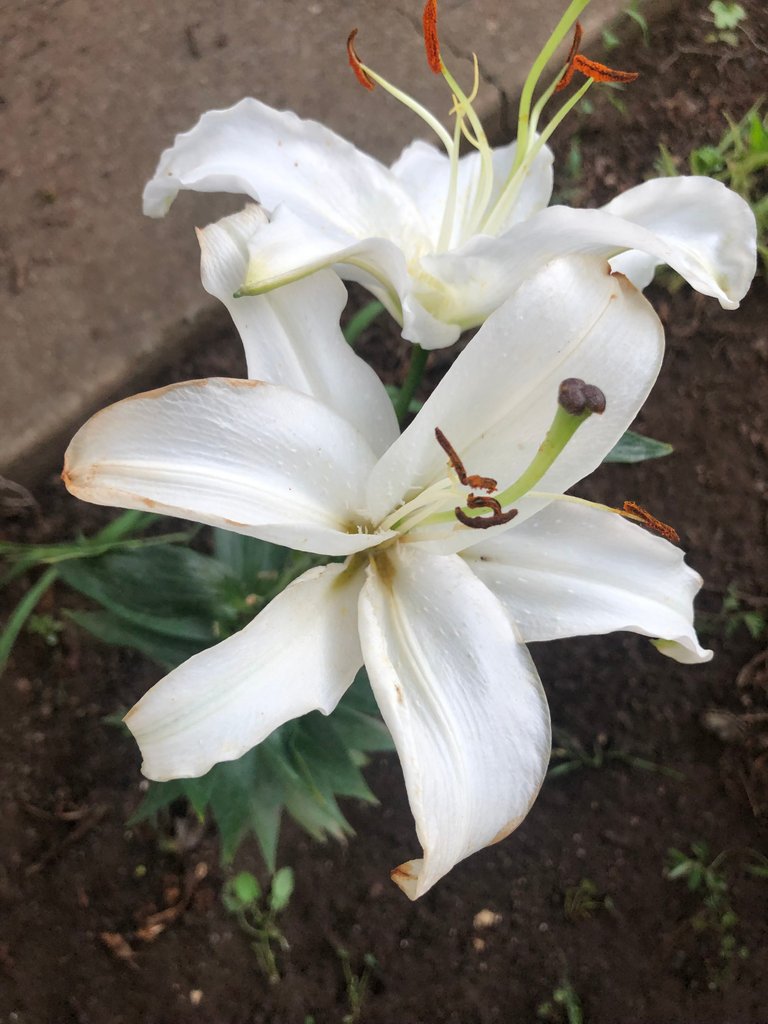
(391, 862), (417, 883)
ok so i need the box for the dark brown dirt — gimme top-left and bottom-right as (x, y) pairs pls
(2, 1), (768, 1021)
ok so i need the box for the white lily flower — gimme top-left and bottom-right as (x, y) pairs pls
(143, 0), (756, 349)
(63, 257), (710, 898)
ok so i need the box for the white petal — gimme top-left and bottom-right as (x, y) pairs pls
(464, 499), (711, 663)
(391, 138), (553, 248)
(143, 97), (421, 241)
(359, 546), (550, 899)
(241, 204), (412, 322)
(64, 379), (387, 556)
(198, 207), (399, 456)
(420, 179), (755, 327)
(126, 562), (364, 780)
(601, 177), (757, 302)
(367, 256), (663, 525)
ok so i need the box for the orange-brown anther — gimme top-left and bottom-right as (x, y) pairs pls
(423, 0), (442, 74)
(555, 21), (583, 92)
(620, 501), (680, 544)
(347, 29), (375, 90)
(571, 54), (639, 86)
(556, 21), (638, 93)
(435, 427), (497, 493)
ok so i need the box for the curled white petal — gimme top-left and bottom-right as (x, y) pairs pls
(464, 499), (711, 663)
(63, 378), (387, 556)
(358, 546), (550, 899)
(198, 207), (398, 455)
(126, 562), (365, 780)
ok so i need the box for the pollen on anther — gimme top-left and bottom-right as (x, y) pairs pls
(347, 29), (375, 90)
(423, 0), (442, 74)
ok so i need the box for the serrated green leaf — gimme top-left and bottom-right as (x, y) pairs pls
(331, 706), (394, 753)
(291, 714), (378, 803)
(269, 866), (294, 912)
(604, 430), (673, 464)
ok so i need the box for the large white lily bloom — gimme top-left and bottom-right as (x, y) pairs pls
(63, 257), (710, 898)
(143, 3), (756, 349)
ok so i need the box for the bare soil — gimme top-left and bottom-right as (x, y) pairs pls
(2, 1), (768, 1021)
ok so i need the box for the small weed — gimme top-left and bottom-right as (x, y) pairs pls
(706, 1), (747, 46)
(221, 867), (294, 984)
(337, 948), (378, 1024)
(537, 977), (585, 1024)
(656, 104), (768, 280)
(698, 584), (767, 642)
(563, 878), (615, 923)
(26, 612), (64, 646)
(602, 0), (650, 52)
(664, 843), (755, 990)
(548, 729), (684, 781)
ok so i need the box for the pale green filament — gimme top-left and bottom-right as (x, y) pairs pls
(513, 0), (593, 170)
(481, 78), (593, 235)
(358, 64), (455, 155)
(438, 60), (495, 237)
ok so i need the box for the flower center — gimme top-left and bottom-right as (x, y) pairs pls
(347, 0), (639, 249)
(377, 377), (607, 539)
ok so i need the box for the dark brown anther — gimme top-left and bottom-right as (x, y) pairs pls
(467, 494), (503, 514)
(455, 506), (519, 529)
(435, 427), (497, 492)
(347, 29), (375, 90)
(558, 378), (606, 416)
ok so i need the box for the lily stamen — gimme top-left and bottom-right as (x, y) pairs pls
(614, 501), (680, 543)
(555, 22), (638, 92)
(435, 427), (497, 492)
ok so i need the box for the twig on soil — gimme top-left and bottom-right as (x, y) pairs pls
(26, 803), (109, 876)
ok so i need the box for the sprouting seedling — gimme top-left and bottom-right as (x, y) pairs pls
(221, 867), (295, 984)
(707, 1), (747, 46)
(664, 843), (752, 990)
(536, 976), (585, 1024)
(336, 948), (378, 1024)
(563, 878), (615, 922)
(697, 583), (767, 641)
(548, 728), (685, 780)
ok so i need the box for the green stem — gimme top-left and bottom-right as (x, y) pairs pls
(394, 346), (429, 425)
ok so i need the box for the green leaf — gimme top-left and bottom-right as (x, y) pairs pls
(269, 866), (295, 912)
(0, 566), (59, 675)
(66, 609), (203, 668)
(343, 300), (385, 345)
(709, 0), (746, 30)
(604, 430), (673, 464)
(233, 870), (262, 906)
(212, 531), (290, 592)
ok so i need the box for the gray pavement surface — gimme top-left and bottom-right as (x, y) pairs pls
(2, 0), (631, 485)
